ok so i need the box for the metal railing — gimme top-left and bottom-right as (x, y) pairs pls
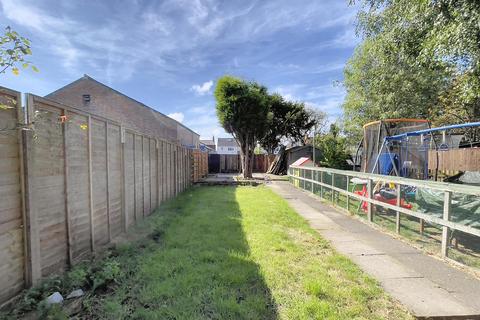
(288, 165), (480, 260)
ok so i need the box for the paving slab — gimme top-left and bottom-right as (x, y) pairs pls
(269, 181), (480, 319)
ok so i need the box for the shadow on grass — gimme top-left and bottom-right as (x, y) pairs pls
(105, 186), (279, 319)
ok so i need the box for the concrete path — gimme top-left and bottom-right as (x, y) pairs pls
(268, 181), (480, 319)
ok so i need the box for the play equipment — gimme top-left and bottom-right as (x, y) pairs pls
(374, 121), (480, 180)
(353, 119), (429, 211)
(352, 178), (413, 213)
(360, 119), (431, 179)
(358, 120), (480, 212)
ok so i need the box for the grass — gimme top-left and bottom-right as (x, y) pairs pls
(3, 185), (412, 319)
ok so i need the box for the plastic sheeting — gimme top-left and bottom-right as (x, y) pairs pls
(416, 189), (480, 229)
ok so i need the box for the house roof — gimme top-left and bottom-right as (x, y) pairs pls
(217, 138), (238, 147)
(286, 145), (320, 152)
(47, 74), (199, 137)
(200, 139), (215, 146)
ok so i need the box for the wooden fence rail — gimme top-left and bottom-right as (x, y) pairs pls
(0, 87), (195, 305)
(288, 165), (480, 267)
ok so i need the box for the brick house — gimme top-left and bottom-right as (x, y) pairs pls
(46, 75), (199, 147)
(216, 137), (240, 154)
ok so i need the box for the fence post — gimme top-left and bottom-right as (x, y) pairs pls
(87, 115), (95, 252)
(22, 94), (42, 285)
(320, 171), (324, 198)
(121, 127), (127, 232)
(62, 109), (73, 266)
(346, 175), (350, 212)
(367, 178), (373, 222)
(396, 183), (401, 234)
(311, 169), (314, 193)
(331, 173), (335, 204)
(441, 191), (452, 258)
(105, 122), (111, 241)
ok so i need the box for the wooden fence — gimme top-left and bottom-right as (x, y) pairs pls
(0, 87), (194, 304)
(208, 154), (274, 174)
(192, 150), (208, 182)
(0, 88), (25, 303)
(428, 148), (480, 172)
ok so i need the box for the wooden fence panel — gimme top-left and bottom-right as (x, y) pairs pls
(219, 155), (241, 173)
(65, 111), (90, 262)
(150, 139), (157, 212)
(0, 90), (198, 304)
(142, 137), (150, 216)
(107, 124), (122, 238)
(192, 150), (208, 182)
(33, 102), (68, 275)
(157, 141), (163, 205)
(134, 135), (143, 220)
(176, 146), (181, 194)
(429, 149), (480, 172)
(161, 141), (166, 202)
(124, 132), (135, 228)
(183, 149), (187, 190)
(91, 119), (109, 247)
(0, 88), (25, 302)
(166, 143), (171, 199)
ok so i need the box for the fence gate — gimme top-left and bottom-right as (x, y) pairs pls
(208, 154), (220, 173)
(0, 88), (26, 303)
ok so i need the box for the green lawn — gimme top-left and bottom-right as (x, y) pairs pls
(5, 186), (411, 319)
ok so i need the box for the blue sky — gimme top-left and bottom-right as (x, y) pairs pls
(0, 0), (360, 139)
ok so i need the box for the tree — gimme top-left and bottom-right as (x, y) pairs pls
(260, 94), (319, 153)
(1, 26), (37, 75)
(343, 0), (480, 143)
(314, 124), (350, 169)
(303, 107), (327, 143)
(215, 76), (271, 178)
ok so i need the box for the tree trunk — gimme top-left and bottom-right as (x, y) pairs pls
(249, 145), (255, 177)
(237, 134), (255, 179)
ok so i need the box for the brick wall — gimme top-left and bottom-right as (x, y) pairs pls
(47, 75), (199, 147)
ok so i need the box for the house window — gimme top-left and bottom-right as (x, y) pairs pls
(228, 147), (234, 151)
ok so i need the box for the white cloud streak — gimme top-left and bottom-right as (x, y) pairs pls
(167, 112), (185, 123)
(0, 0), (358, 84)
(191, 80), (214, 95)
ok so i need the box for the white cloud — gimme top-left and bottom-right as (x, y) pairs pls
(167, 112), (185, 123)
(273, 84), (306, 101)
(191, 80), (214, 95)
(273, 83), (346, 120)
(0, 0), (358, 86)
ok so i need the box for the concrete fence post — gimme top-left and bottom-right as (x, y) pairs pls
(22, 94), (42, 285)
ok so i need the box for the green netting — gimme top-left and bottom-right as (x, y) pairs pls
(416, 189), (480, 229)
